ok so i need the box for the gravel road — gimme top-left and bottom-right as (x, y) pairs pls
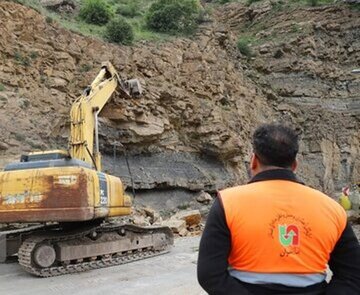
(0, 236), (205, 295)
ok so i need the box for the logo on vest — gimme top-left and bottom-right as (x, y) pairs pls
(269, 214), (312, 257)
(278, 224), (299, 247)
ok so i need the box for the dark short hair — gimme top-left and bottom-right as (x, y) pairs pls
(252, 124), (299, 168)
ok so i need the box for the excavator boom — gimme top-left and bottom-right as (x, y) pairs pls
(69, 62), (141, 171)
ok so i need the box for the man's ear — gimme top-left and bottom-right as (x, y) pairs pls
(291, 159), (298, 172)
(250, 153), (258, 170)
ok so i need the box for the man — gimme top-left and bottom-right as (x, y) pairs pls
(197, 124), (360, 294)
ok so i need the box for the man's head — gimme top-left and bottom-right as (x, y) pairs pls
(250, 124), (299, 176)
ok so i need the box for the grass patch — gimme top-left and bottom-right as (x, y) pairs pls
(0, 84), (5, 92)
(271, 0), (286, 11)
(291, 23), (301, 33)
(130, 18), (172, 42)
(29, 51), (39, 59)
(19, 99), (30, 109)
(14, 51), (31, 67)
(305, 0), (334, 6)
(80, 63), (92, 72)
(348, 3), (360, 11)
(14, 132), (25, 142)
(116, 2), (142, 18)
(288, 0), (335, 6)
(216, 0), (233, 3)
(208, 0), (247, 4)
(45, 16), (53, 24)
(10, 0), (172, 43)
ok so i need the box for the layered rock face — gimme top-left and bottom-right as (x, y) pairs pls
(217, 2), (360, 194)
(0, 1), (358, 199)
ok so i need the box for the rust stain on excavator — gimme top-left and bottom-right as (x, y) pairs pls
(0, 171), (92, 222)
(41, 173), (89, 208)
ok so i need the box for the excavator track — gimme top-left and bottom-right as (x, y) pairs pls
(17, 224), (173, 277)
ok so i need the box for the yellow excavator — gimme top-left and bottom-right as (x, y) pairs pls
(0, 62), (173, 277)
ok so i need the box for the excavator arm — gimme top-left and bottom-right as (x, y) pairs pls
(69, 62), (141, 170)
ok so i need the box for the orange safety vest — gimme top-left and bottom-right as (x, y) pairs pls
(220, 180), (347, 274)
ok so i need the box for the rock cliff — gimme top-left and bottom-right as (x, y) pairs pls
(0, 1), (358, 199)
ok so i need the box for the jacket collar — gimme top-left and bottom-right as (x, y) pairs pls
(248, 169), (303, 185)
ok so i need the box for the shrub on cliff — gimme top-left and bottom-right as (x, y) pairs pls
(237, 37), (253, 57)
(146, 0), (201, 34)
(105, 17), (134, 45)
(79, 0), (112, 25)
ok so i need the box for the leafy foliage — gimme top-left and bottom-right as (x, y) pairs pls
(79, 0), (112, 25)
(146, 0), (201, 34)
(105, 17), (134, 45)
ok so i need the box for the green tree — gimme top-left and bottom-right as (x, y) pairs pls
(79, 0), (112, 25)
(146, 0), (200, 34)
(105, 18), (134, 45)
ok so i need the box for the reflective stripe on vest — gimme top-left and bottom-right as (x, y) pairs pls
(229, 269), (326, 287)
(220, 180), (347, 274)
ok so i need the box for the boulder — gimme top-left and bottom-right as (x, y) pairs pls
(178, 227), (189, 237)
(161, 219), (187, 234)
(132, 215), (150, 226)
(143, 206), (155, 218)
(143, 206), (161, 224)
(40, 0), (76, 13)
(196, 191), (213, 204)
(171, 210), (201, 227)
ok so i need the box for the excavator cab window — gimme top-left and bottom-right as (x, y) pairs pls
(20, 152), (70, 162)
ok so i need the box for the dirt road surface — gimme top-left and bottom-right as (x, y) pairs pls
(0, 237), (205, 295)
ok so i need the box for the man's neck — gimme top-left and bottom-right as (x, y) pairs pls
(252, 166), (292, 178)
